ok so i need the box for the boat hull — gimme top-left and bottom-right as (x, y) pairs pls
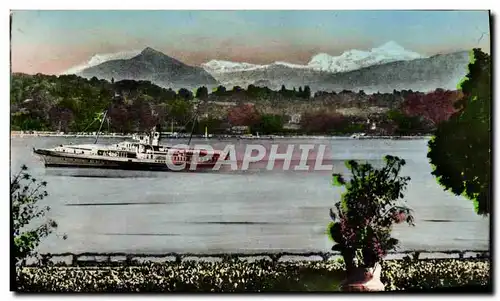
(33, 149), (218, 172)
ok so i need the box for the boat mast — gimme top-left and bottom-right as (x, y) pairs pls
(94, 110), (108, 144)
(187, 99), (205, 146)
(187, 115), (197, 146)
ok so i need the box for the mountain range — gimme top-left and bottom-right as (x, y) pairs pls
(68, 42), (471, 93)
(212, 51), (470, 93)
(201, 41), (424, 75)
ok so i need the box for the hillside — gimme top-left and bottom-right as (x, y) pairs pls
(78, 47), (218, 90)
(10, 71), (461, 136)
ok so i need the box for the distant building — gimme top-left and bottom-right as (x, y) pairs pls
(289, 113), (302, 124)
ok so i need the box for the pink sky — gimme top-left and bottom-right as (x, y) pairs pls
(10, 10), (491, 75)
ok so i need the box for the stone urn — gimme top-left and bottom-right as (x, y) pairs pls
(340, 262), (385, 292)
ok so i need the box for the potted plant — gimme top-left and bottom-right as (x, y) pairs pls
(327, 155), (415, 291)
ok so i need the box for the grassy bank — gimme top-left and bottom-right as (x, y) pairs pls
(15, 258), (490, 293)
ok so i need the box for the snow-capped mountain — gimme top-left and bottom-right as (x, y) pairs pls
(201, 60), (265, 73)
(273, 61), (310, 69)
(61, 49), (142, 75)
(59, 42), (469, 94)
(307, 41), (424, 73)
(201, 60), (309, 75)
(201, 41), (425, 75)
(207, 50), (469, 94)
(63, 41), (423, 77)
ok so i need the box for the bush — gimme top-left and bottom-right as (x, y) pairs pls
(11, 165), (65, 266)
(15, 259), (490, 292)
(328, 156), (414, 269)
(381, 259), (490, 291)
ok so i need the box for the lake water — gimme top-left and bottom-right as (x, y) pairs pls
(10, 136), (490, 254)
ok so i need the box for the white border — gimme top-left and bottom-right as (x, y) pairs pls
(5, 0), (500, 10)
(2, 1), (498, 301)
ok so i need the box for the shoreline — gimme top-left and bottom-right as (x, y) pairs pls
(10, 131), (432, 140)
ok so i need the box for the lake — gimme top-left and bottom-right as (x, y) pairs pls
(10, 136), (490, 254)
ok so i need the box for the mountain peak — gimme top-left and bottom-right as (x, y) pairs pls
(374, 41), (406, 52)
(140, 47), (163, 55)
(73, 46), (218, 88)
(136, 47), (184, 65)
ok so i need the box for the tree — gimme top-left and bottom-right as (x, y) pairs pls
(402, 89), (462, 128)
(386, 109), (428, 135)
(252, 114), (284, 135)
(130, 98), (157, 132)
(227, 103), (260, 127)
(246, 84), (259, 98)
(303, 85), (311, 99)
(300, 111), (345, 134)
(213, 85), (227, 96)
(177, 88), (194, 101)
(12, 165), (66, 266)
(195, 86), (209, 100)
(152, 103), (168, 128)
(108, 103), (131, 133)
(427, 48), (491, 215)
(166, 98), (193, 125)
(48, 106), (74, 132)
(232, 86), (244, 93)
(163, 88), (177, 101)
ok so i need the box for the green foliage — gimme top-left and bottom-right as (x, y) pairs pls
(177, 88), (194, 101)
(303, 86), (311, 99)
(9, 74), (193, 132)
(251, 114), (285, 135)
(427, 48), (491, 215)
(11, 73), (462, 136)
(381, 259), (490, 291)
(386, 109), (428, 135)
(11, 165), (66, 266)
(328, 156), (414, 268)
(332, 174), (346, 187)
(213, 85), (227, 96)
(15, 259), (489, 292)
(195, 86), (209, 99)
(166, 98), (194, 125)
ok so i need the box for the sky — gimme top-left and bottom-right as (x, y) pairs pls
(11, 10), (491, 75)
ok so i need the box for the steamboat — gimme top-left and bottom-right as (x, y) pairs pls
(33, 110), (228, 171)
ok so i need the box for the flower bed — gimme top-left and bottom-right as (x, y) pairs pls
(15, 258), (490, 292)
